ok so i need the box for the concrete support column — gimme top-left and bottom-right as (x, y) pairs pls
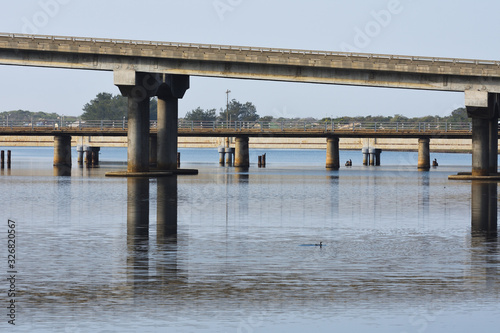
(234, 137), (250, 168)
(489, 116), (498, 174)
(326, 137), (340, 170)
(226, 147), (235, 166)
(149, 136), (158, 166)
(127, 97), (150, 172)
(53, 135), (72, 167)
(417, 137), (430, 170)
(471, 117), (490, 177)
(369, 148), (375, 166)
(218, 147), (226, 166)
(157, 97), (179, 170)
(362, 147), (369, 166)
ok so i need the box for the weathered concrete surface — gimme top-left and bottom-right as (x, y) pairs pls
(234, 137), (250, 167)
(417, 137), (430, 170)
(53, 135), (71, 167)
(326, 137), (340, 170)
(2, 34), (500, 94)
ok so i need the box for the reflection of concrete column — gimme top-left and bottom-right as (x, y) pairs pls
(157, 176), (178, 240)
(471, 181), (498, 235)
(127, 178), (150, 239)
(418, 173), (430, 222)
(417, 137), (430, 170)
(127, 177), (150, 291)
(235, 137), (250, 168)
(53, 135), (72, 167)
(326, 137), (340, 170)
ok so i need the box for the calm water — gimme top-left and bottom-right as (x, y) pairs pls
(0, 147), (499, 332)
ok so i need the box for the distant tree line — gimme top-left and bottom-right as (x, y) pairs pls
(1, 92), (470, 124)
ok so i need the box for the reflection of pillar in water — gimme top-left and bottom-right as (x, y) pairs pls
(157, 176), (178, 240)
(418, 172), (430, 222)
(235, 172), (249, 219)
(471, 181), (498, 236)
(127, 177), (150, 290)
(469, 181), (498, 289)
(329, 175), (340, 220)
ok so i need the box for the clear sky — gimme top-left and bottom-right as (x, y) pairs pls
(0, 0), (499, 119)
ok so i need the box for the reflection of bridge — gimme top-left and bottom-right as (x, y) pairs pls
(1, 33), (500, 174)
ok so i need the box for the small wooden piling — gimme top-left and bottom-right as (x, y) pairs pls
(258, 155), (262, 167)
(262, 153), (266, 167)
(177, 152), (181, 168)
(7, 150), (11, 168)
(0, 150), (4, 169)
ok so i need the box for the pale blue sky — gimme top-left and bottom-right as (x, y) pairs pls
(0, 0), (499, 119)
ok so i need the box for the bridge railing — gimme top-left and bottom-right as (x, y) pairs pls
(177, 120), (473, 133)
(0, 120), (474, 133)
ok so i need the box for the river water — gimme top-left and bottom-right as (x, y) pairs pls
(0, 147), (499, 332)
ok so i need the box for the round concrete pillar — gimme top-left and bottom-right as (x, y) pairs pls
(375, 148), (382, 166)
(489, 117), (498, 174)
(326, 137), (340, 170)
(157, 97), (178, 171)
(234, 137), (250, 168)
(149, 136), (158, 166)
(218, 147), (226, 166)
(369, 148), (376, 166)
(417, 138), (430, 170)
(53, 135), (72, 167)
(472, 118), (490, 176)
(362, 147), (369, 166)
(226, 147), (235, 166)
(127, 98), (150, 173)
(77, 145), (84, 165)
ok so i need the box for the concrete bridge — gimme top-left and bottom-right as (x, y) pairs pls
(1, 33), (499, 175)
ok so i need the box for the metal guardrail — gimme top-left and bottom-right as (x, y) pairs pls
(0, 120), (473, 133)
(1, 32), (499, 67)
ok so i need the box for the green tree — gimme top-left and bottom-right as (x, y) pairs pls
(184, 107), (217, 121)
(447, 107), (468, 122)
(218, 99), (259, 122)
(81, 93), (127, 120)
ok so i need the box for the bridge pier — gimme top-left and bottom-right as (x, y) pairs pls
(417, 137), (430, 170)
(234, 137), (250, 168)
(157, 97), (179, 170)
(115, 71), (157, 173)
(127, 97), (150, 172)
(157, 75), (190, 171)
(53, 135), (72, 167)
(149, 136), (157, 166)
(465, 92), (500, 177)
(326, 137), (340, 170)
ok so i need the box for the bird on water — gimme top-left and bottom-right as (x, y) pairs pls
(315, 241), (323, 247)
